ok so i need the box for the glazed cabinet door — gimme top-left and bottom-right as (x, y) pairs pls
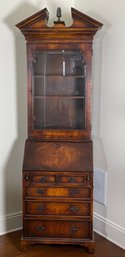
(27, 44), (92, 140)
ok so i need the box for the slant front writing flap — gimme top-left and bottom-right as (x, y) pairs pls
(23, 141), (93, 171)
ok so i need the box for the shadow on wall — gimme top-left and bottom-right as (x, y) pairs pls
(89, 11), (110, 239)
(3, 2), (40, 233)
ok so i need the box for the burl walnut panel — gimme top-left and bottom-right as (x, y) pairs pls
(25, 186), (91, 199)
(23, 141), (93, 171)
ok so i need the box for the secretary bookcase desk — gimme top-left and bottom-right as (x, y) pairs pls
(16, 7), (102, 253)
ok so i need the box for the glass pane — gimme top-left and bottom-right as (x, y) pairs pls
(33, 50), (85, 76)
(34, 77), (85, 97)
(34, 97), (85, 129)
(32, 50), (86, 130)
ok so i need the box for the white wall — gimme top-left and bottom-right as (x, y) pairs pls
(75, 0), (125, 248)
(0, 0), (125, 248)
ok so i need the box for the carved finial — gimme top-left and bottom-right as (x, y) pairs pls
(54, 7), (65, 26)
(56, 7), (62, 22)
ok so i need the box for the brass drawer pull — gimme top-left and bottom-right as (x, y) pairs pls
(70, 206), (80, 212)
(71, 227), (79, 233)
(36, 189), (45, 194)
(36, 225), (45, 231)
(37, 205), (46, 211)
(39, 177), (47, 183)
(70, 189), (79, 195)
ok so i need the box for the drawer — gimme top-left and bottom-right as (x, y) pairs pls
(25, 219), (91, 239)
(25, 201), (90, 216)
(25, 187), (91, 199)
(60, 174), (91, 184)
(24, 174), (56, 186)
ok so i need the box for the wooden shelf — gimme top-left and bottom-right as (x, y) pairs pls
(34, 95), (85, 99)
(33, 75), (85, 78)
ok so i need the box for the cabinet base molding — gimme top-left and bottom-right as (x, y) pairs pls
(21, 233), (95, 253)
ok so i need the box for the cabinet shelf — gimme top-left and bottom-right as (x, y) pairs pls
(33, 75), (85, 78)
(34, 95), (85, 99)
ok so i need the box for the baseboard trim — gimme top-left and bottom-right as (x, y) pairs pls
(94, 212), (125, 250)
(0, 211), (22, 235)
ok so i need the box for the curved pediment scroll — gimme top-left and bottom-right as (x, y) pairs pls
(16, 7), (103, 41)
